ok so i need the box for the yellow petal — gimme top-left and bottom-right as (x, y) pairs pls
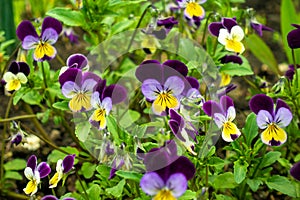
(23, 180), (38, 196)
(261, 124), (287, 145)
(34, 42), (56, 60)
(49, 172), (62, 188)
(222, 121), (240, 142)
(225, 40), (245, 54)
(69, 93), (92, 112)
(186, 3), (204, 18)
(91, 108), (107, 129)
(220, 73), (231, 87)
(154, 189), (176, 200)
(6, 79), (21, 91)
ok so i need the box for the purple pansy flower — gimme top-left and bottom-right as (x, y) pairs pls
(249, 94), (292, 146)
(285, 64), (299, 81)
(59, 54), (89, 77)
(63, 28), (79, 44)
(250, 21), (273, 37)
(23, 155), (51, 196)
(141, 141), (195, 199)
(16, 17), (62, 61)
(290, 162), (300, 181)
(49, 154), (75, 188)
(42, 195), (75, 200)
(11, 131), (23, 146)
(177, 0), (206, 20)
(169, 109), (198, 155)
(203, 96), (241, 142)
(287, 24), (300, 49)
(3, 61), (30, 91)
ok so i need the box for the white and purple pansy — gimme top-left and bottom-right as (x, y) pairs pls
(16, 17), (62, 61)
(59, 53), (89, 76)
(177, 0), (206, 20)
(23, 155), (51, 196)
(249, 94), (293, 146)
(203, 95), (241, 142)
(49, 154), (75, 188)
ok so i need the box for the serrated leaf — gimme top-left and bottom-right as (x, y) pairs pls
(115, 170), (142, 182)
(52, 101), (70, 111)
(4, 171), (23, 180)
(260, 151), (281, 169)
(242, 113), (258, 146)
(234, 160), (248, 184)
(265, 175), (297, 197)
(4, 159), (26, 171)
(247, 178), (263, 192)
(105, 179), (125, 198)
(75, 121), (91, 142)
(46, 8), (85, 27)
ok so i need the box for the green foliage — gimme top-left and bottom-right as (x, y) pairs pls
(234, 160), (249, 184)
(265, 175), (297, 197)
(46, 8), (86, 27)
(242, 113), (258, 147)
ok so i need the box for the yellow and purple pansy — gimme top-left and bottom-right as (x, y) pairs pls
(203, 95), (241, 142)
(177, 0), (206, 20)
(3, 61), (30, 91)
(208, 17), (245, 54)
(23, 155), (51, 196)
(16, 17), (62, 61)
(249, 94), (292, 146)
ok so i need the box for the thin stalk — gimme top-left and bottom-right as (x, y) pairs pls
(0, 114), (36, 123)
(0, 189), (28, 200)
(76, 171), (89, 200)
(1, 43), (21, 78)
(41, 61), (48, 89)
(201, 12), (215, 46)
(56, 54), (65, 66)
(292, 49), (299, 89)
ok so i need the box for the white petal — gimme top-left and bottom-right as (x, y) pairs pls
(16, 73), (28, 84)
(231, 25), (244, 41)
(91, 92), (101, 108)
(214, 113), (226, 128)
(61, 81), (76, 98)
(257, 110), (273, 129)
(226, 106), (236, 121)
(24, 167), (34, 180)
(3, 72), (16, 82)
(164, 76), (185, 96)
(56, 159), (63, 173)
(218, 28), (230, 45)
(102, 97), (112, 114)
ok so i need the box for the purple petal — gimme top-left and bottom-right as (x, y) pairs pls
(257, 110), (273, 129)
(62, 154), (75, 173)
(41, 28), (59, 44)
(169, 109), (183, 124)
(208, 22), (223, 37)
(222, 17), (237, 32)
(11, 132), (23, 146)
(140, 172), (164, 195)
(274, 108), (292, 128)
(220, 55), (243, 65)
(103, 84), (127, 104)
(291, 24), (300, 29)
(82, 71), (101, 83)
(109, 167), (117, 179)
(249, 94), (274, 115)
(169, 120), (186, 141)
(22, 35), (39, 49)
(141, 79), (162, 101)
(290, 162), (300, 181)
(285, 65), (295, 80)
(59, 68), (81, 86)
(67, 54), (88, 69)
(152, 29), (167, 40)
(162, 60), (188, 80)
(164, 76), (185, 96)
(275, 99), (291, 114)
(41, 17), (62, 36)
(8, 61), (19, 74)
(186, 76), (199, 89)
(220, 95), (234, 114)
(169, 156), (195, 181)
(202, 100), (222, 117)
(287, 28), (300, 49)
(18, 62), (30, 76)
(135, 60), (163, 83)
(27, 155), (37, 171)
(41, 195), (58, 200)
(157, 17), (178, 30)
(37, 162), (51, 178)
(95, 79), (107, 96)
(16, 20), (38, 41)
(250, 22), (273, 37)
(166, 173), (187, 197)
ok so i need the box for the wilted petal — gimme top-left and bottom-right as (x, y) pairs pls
(27, 155), (37, 171)
(166, 173), (187, 197)
(67, 53), (88, 69)
(140, 172), (164, 195)
(11, 132), (23, 145)
(16, 20), (38, 41)
(290, 162), (300, 181)
(208, 22), (223, 37)
(249, 94), (274, 115)
(142, 79), (162, 100)
(37, 162), (51, 178)
(257, 110), (273, 129)
(42, 28), (59, 44)
(62, 154), (75, 173)
(22, 35), (39, 50)
(274, 107), (292, 128)
(202, 100), (222, 117)
(164, 76), (185, 95)
(41, 17), (62, 36)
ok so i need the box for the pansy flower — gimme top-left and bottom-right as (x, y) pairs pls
(285, 64), (299, 81)
(61, 69), (98, 112)
(42, 195), (75, 200)
(203, 96), (241, 142)
(141, 141), (195, 199)
(250, 21), (273, 37)
(16, 17), (62, 61)
(209, 17), (245, 54)
(3, 61), (30, 91)
(177, 0), (206, 20)
(249, 94), (292, 146)
(290, 161), (300, 181)
(49, 154), (75, 188)
(63, 28), (79, 44)
(287, 24), (300, 49)
(59, 53), (89, 78)
(23, 155), (51, 196)
(169, 109), (198, 155)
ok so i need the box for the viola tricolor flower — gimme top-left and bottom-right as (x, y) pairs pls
(23, 155), (51, 196)
(3, 61), (30, 91)
(287, 24), (300, 49)
(249, 94), (292, 146)
(250, 21), (273, 37)
(16, 17), (62, 61)
(42, 195), (75, 200)
(49, 154), (75, 188)
(60, 54), (89, 77)
(169, 109), (198, 155)
(203, 96), (241, 142)
(209, 17), (245, 54)
(177, 0), (206, 20)
(141, 141), (195, 199)
(290, 161), (300, 181)
(285, 64), (299, 81)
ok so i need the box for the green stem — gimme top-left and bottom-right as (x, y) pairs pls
(41, 61), (48, 89)
(76, 171), (89, 200)
(0, 189), (28, 200)
(0, 114), (36, 123)
(292, 49), (298, 89)
(201, 12), (215, 46)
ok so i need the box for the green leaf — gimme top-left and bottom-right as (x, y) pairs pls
(247, 178), (263, 192)
(75, 121), (91, 142)
(107, 115), (120, 143)
(46, 8), (85, 27)
(260, 151), (281, 168)
(115, 170), (142, 182)
(81, 162), (96, 179)
(109, 0), (147, 8)
(220, 57), (253, 76)
(4, 159), (26, 171)
(245, 34), (279, 74)
(110, 20), (134, 36)
(281, 0), (300, 64)
(4, 171), (22, 180)
(213, 172), (238, 189)
(265, 175), (297, 197)
(215, 194), (236, 200)
(96, 164), (111, 178)
(242, 113), (258, 146)
(22, 90), (43, 105)
(208, 157), (225, 170)
(178, 190), (197, 200)
(119, 110), (141, 128)
(105, 179), (126, 198)
(87, 184), (102, 200)
(47, 147), (79, 164)
(52, 101), (70, 111)
(234, 160), (248, 184)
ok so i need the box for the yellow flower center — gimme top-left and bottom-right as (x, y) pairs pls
(69, 92), (92, 112)
(34, 41), (55, 60)
(91, 108), (107, 129)
(186, 2), (204, 17)
(261, 123), (287, 145)
(154, 189), (176, 200)
(225, 38), (244, 53)
(222, 121), (239, 141)
(153, 91), (178, 114)
(23, 179), (38, 195)
(7, 78), (21, 91)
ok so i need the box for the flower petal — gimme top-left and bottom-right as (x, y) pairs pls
(202, 100), (223, 117)
(62, 154), (75, 173)
(231, 25), (244, 41)
(220, 55), (243, 64)
(261, 124), (287, 146)
(287, 28), (300, 49)
(222, 17), (237, 32)
(208, 22), (223, 37)
(214, 113), (226, 128)
(102, 97), (113, 114)
(18, 62), (30, 76)
(218, 28), (230, 45)
(16, 20), (38, 41)
(41, 195), (58, 200)
(222, 121), (241, 142)
(22, 35), (39, 50)
(67, 53), (89, 70)
(27, 155), (37, 171)
(91, 92), (101, 108)
(290, 162), (300, 181)
(82, 78), (97, 93)
(103, 84), (127, 104)
(249, 94), (274, 115)
(226, 106), (236, 121)
(41, 17), (62, 36)
(59, 68), (81, 87)
(33, 42), (57, 61)
(142, 79), (162, 100)
(169, 156), (195, 181)
(135, 60), (163, 83)
(23, 180), (38, 196)
(220, 95), (234, 114)
(24, 167), (34, 180)
(62, 81), (77, 98)
(8, 61), (19, 74)
(17, 73), (28, 84)
(256, 110), (273, 129)
(162, 60), (188, 80)
(37, 162), (51, 178)
(274, 107), (292, 128)
(42, 28), (59, 44)
(164, 76), (185, 96)
(275, 99), (291, 114)
(3, 72), (15, 83)
(166, 173), (187, 197)
(140, 172), (164, 195)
